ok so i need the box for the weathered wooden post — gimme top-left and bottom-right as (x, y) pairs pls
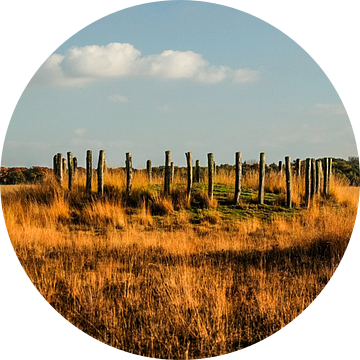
(185, 152), (193, 198)
(258, 152), (266, 205)
(323, 157), (329, 195)
(53, 155), (57, 176)
(234, 152), (242, 205)
(86, 150), (92, 194)
(126, 152), (132, 196)
(195, 160), (200, 183)
(164, 150), (171, 196)
(278, 160), (283, 174)
(73, 157), (78, 178)
(146, 160), (152, 183)
(315, 159), (322, 194)
(305, 158), (311, 207)
(53, 154), (59, 181)
(208, 153), (214, 200)
(56, 153), (63, 187)
(62, 158), (67, 174)
(310, 158), (316, 198)
(53, 153), (63, 186)
(97, 150), (105, 195)
(285, 156), (292, 208)
(328, 157), (332, 192)
(295, 158), (302, 177)
(170, 162), (175, 184)
(213, 161), (217, 180)
(67, 152), (74, 190)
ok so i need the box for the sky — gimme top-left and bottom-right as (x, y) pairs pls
(1, 0), (357, 168)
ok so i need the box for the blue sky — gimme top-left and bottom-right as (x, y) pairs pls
(1, 0), (356, 168)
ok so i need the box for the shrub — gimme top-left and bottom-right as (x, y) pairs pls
(199, 210), (219, 224)
(149, 195), (174, 216)
(171, 187), (189, 211)
(78, 200), (126, 229)
(191, 191), (217, 209)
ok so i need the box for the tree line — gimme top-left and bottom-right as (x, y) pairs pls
(0, 167), (51, 185)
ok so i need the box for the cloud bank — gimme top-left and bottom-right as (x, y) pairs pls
(31, 43), (260, 87)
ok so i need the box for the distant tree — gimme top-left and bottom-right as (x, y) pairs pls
(348, 156), (359, 163)
(0, 167), (8, 184)
(332, 157), (360, 185)
(7, 170), (26, 184)
(25, 167), (48, 183)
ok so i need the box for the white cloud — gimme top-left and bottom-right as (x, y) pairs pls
(31, 54), (92, 87)
(74, 128), (86, 136)
(31, 43), (260, 87)
(196, 65), (229, 84)
(108, 95), (129, 103)
(233, 68), (261, 83)
(62, 43), (140, 78)
(140, 50), (207, 79)
(157, 105), (169, 112)
(196, 66), (260, 84)
(314, 103), (347, 116)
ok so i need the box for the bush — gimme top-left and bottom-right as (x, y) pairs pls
(149, 195), (173, 216)
(171, 187), (189, 211)
(8, 170), (26, 184)
(199, 210), (219, 224)
(190, 191), (217, 209)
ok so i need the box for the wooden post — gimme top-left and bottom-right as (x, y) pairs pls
(185, 152), (193, 198)
(323, 157), (329, 195)
(73, 157), (78, 177)
(315, 159), (322, 194)
(53, 155), (57, 176)
(170, 162), (175, 184)
(53, 154), (58, 177)
(328, 157), (332, 192)
(62, 158), (67, 174)
(278, 160), (283, 174)
(57, 153), (63, 187)
(164, 150), (171, 196)
(208, 153), (214, 200)
(310, 158), (316, 198)
(213, 161), (217, 181)
(146, 160), (152, 183)
(296, 158), (302, 177)
(126, 152), (132, 196)
(53, 153), (64, 187)
(305, 158), (311, 207)
(195, 160), (200, 183)
(67, 152), (74, 190)
(234, 152), (242, 205)
(86, 150), (92, 194)
(258, 152), (266, 205)
(285, 156), (292, 208)
(97, 150), (105, 195)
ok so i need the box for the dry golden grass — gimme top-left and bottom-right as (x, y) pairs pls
(1, 169), (358, 359)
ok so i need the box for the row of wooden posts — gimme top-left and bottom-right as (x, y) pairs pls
(53, 150), (332, 208)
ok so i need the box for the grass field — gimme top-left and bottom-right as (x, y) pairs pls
(1, 168), (358, 359)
